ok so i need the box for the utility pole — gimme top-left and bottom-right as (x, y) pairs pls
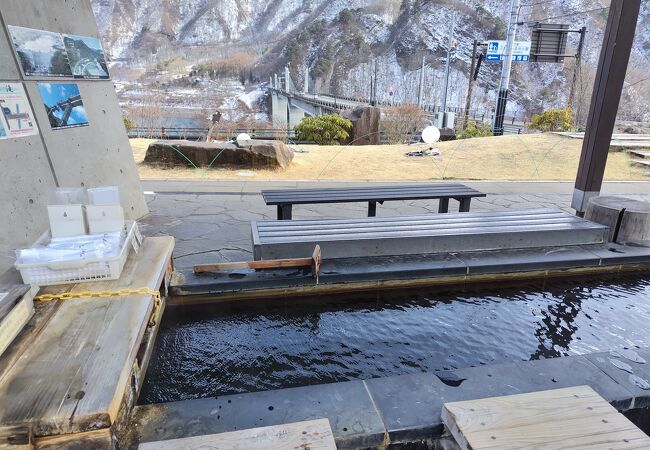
(284, 66), (291, 92)
(441, 14), (456, 112)
(304, 66), (309, 94)
(568, 26), (587, 116)
(371, 59), (378, 106)
(493, 0), (520, 136)
(417, 55), (426, 106)
(369, 60), (374, 104)
(286, 98), (291, 141)
(463, 40), (479, 130)
(572, 0), (641, 215)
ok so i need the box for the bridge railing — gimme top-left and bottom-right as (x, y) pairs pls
(304, 91), (530, 125)
(128, 127), (297, 140)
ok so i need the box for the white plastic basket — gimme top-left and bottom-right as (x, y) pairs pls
(15, 221), (142, 287)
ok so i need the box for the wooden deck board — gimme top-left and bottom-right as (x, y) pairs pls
(138, 418), (336, 450)
(442, 385), (650, 450)
(0, 236), (174, 437)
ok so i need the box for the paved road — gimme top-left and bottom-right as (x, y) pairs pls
(139, 180), (650, 271)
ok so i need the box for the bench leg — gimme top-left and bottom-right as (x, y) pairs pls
(459, 198), (471, 212)
(438, 198), (449, 213)
(277, 204), (293, 220)
(368, 201), (377, 217)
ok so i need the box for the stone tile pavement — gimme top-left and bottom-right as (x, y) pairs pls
(138, 180), (650, 271)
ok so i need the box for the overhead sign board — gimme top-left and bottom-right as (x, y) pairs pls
(486, 40), (531, 62)
(530, 23), (569, 63)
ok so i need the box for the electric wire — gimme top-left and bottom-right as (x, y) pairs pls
(525, 6), (609, 23)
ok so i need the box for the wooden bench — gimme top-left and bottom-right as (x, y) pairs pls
(261, 183), (486, 220)
(252, 208), (608, 260)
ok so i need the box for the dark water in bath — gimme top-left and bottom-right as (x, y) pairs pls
(139, 273), (650, 404)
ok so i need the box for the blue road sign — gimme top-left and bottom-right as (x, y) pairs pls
(486, 40), (531, 62)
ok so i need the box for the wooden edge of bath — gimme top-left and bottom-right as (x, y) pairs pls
(169, 262), (650, 306)
(0, 236), (175, 446)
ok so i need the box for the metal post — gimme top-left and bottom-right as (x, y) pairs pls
(417, 55), (425, 107)
(441, 14), (455, 112)
(493, 0), (520, 136)
(572, 0), (641, 214)
(568, 26), (587, 116)
(463, 39), (479, 130)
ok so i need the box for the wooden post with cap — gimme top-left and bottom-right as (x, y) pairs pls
(572, 0), (641, 215)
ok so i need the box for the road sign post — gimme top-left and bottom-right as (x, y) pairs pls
(441, 14), (456, 113)
(493, 0), (521, 136)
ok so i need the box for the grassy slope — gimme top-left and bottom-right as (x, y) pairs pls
(130, 133), (645, 181)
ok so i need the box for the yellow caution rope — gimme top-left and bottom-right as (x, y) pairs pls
(34, 288), (162, 326)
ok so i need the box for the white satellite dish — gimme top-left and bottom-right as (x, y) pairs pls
(236, 132), (252, 141)
(421, 126), (440, 144)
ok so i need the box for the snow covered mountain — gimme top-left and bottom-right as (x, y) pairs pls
(91, 0), (650, 122)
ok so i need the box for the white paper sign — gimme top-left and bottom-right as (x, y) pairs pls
(0, 83), (39, 139)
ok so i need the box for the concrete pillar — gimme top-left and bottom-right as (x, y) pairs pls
(271, 92), (288, 127)
(288, 103), (304, 128)
(0, 0), (147, 276)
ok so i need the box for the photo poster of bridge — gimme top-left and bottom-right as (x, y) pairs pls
(8, 26), (110, 80)
(0, 83), (39, 140)
(37, 83), (89, 130)
(63, 34), (109, 79)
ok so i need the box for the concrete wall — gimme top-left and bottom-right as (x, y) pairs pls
(0, 0), (147, 276)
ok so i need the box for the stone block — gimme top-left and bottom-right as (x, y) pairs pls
(144, 139), (294, 169)
(133, 380), (386, 450)
(586, 196), (650, 243)
(456, 246), (602, 275)
(342, 107), (380, 145)
(365, 355), (635, 444)
(585, 349), (650, 408)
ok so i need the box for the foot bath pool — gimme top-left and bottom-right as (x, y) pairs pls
(140, 272), (650, 404)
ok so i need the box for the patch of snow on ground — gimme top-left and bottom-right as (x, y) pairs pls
(238, 87), (265, 109)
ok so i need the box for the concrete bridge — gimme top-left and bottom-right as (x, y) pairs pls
(268, 87), (366, 128)
(268, 68), (527, 134)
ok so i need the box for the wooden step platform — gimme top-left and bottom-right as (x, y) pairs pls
(138, 418), (336, 450)
(0, 236), (174, 447)
(442, 385), (650, 450)
(628, 150), (650, 159)
(252, 208), (608, 260)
